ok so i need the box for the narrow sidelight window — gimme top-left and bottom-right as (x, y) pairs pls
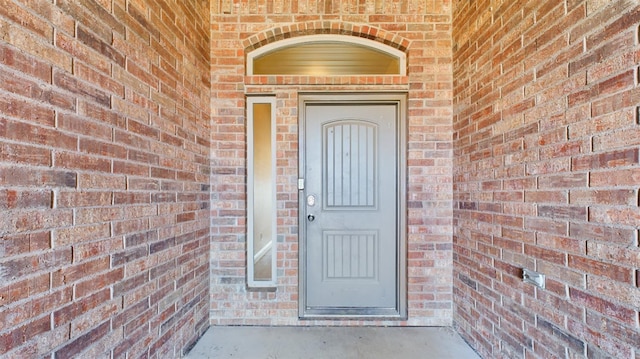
(247, 96), (277, 288)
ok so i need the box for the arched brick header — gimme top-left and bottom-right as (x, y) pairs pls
(243, 21), (410, 54)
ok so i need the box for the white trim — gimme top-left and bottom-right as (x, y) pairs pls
(246, 34), (406, 76)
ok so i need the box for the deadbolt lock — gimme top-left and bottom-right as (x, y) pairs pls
(306, 194), (316, 207)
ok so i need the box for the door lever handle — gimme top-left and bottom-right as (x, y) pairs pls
(307, 214), (315, 222)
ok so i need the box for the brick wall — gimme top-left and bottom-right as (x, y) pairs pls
(0, 0), (210, 357)
(7, 0), (636, 355)
(210, 1), (455, 326)
(453, 0), (640, 358)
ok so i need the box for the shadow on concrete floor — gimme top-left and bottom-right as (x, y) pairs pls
(185, 326), (481, 359)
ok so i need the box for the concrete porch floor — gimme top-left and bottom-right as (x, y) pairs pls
(185, 326), (481, 359)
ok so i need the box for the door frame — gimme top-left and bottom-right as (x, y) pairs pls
(298, 93), (408, 320)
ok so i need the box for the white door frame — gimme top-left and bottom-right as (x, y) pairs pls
(298, 92), (408, 320)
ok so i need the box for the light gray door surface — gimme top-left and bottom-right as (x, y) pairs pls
(300, 96), (405, 318)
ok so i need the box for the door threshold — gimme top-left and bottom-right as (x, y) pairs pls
(301, 307), (406, 320)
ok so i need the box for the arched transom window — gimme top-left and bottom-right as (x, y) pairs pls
(247, 35), (406, 76)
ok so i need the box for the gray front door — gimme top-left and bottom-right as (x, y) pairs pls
(299, 94), (406, 319)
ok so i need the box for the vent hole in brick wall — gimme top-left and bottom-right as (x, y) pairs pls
(523, 268), (546, 289)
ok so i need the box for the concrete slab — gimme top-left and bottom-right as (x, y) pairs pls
(185, 326), (481, 359)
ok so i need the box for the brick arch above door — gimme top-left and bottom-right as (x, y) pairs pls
(242, 21), (411, 54)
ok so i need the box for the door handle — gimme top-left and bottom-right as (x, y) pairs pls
(307, 214), (315, 222)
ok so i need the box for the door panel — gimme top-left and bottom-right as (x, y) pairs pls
(324, 121), (376, 208)
(302, 101), (399, 315)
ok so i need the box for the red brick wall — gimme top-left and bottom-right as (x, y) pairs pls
(0, 0), (210, 357)
(453, 0), (640, 358)
(210, 1), (455, 325)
